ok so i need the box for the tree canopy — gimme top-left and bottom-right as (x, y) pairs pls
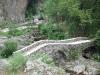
(43, 0), (100, 37)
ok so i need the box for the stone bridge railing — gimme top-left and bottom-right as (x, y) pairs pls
(14, 37), (88, 54)
(24, 40), (93, 56)
(14, 37), (94, 56)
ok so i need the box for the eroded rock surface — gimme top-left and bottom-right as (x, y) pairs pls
(24, 60), (67, 75)
(0, 0), (28, 22)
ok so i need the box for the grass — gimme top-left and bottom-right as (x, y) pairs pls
(0, 32), (8, 36)
(8, 53), (26, 72)
(0, 20), (35, 37)
(1, 40), (18, 58)
(0, 20), (17, 29)
(0, 70), (28, 75)
(0, 53), (27, 75)
(0, 29), (23, 38)
(32, 52), (55, 66)
(0, 25), (36, 38)
(8, 29), (24, 36)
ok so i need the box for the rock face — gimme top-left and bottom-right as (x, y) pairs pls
(24, 60), (67, 75)
(0, 0), (28, 22)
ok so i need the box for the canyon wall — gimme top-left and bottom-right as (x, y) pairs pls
(0, 0), (28, 22)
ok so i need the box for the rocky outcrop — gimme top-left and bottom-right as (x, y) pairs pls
(24, 60), (67, 75)
(0, 0), (28, 22)
(64, 58), (100, 75)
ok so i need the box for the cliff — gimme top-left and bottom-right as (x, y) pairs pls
(0, 0), (28, 22)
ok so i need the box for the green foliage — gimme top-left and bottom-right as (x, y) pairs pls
(32, 52), (54, 66)
(0, 31), (8, 36)
(43, 0), (100, 38)
(95, 30), (100, 47)
(23, 26), (34, 35)
(25, 0), (37, 19)
(39, 23), (65, 40)
(8, 53), (27, 72)
(41, 54), (54, 65)
(92, 53), (100, 62)
(1, 40), (17, 58)
(8, 28), (23, 36)
(0, 20), (24, 37)
(0, 20), (17, 29)
(43, 0), (91, 22)
(89, 30), (100, 62)
(68, 49), (79, 61)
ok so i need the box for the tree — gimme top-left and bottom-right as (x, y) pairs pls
(43, 0), (100, 38)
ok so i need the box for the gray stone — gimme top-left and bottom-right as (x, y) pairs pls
(26, 60), (67, 75)
(87, 67), (100, 75)
(0, 59), (8, 70)
(0, 0), (28, 22)
(73, 64), (86, 74)
(24, 59), (34, 72)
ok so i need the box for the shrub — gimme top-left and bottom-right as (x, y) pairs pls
(95, 30), (100, 47)
(92, 53), (100, 62)
(8, 53), (27, 72)
(90, 30), (100, 62)
(39, 24), (48, 36)
(39, 23), (65, 40)
(43, 0), (100, 38)
(25, 0), (37, 19)
(48, 31), (65, 40)
(1, 40), (18, 58)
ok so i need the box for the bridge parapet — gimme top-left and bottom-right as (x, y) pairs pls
(14, 37), (89, 54)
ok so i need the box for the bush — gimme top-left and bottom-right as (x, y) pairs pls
(1, 40), (18, 58)
(95, 30), (100, 47)
(92, 53), (100, 62)
(8, 53), (27, 72)
(43, 0), (100, 38)
(92, 30), (100, 62)
(39, 23), (65, 40)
